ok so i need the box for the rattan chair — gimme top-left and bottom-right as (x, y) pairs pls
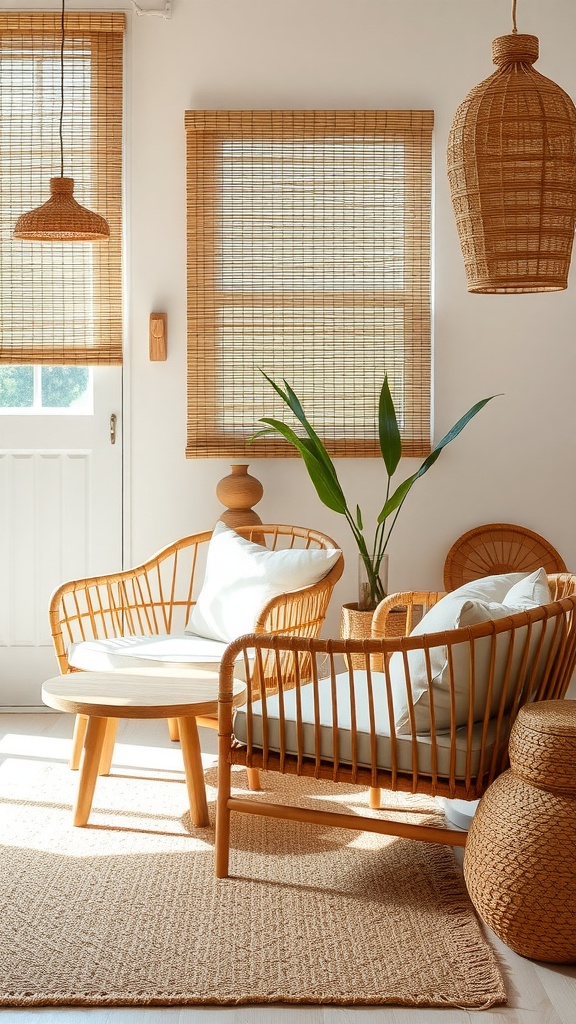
(443, 523), (566, 591)
(215, 574), (576, 878)
(50, 524), (343, 778)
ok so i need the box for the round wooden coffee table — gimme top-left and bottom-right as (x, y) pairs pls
(42, 668), (246, 828)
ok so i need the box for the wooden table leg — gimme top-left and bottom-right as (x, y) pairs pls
(177, 716), (209, 827)
(167, 717), (180, 741)
(73, 716), (109, 827)
(98, 718), (119, 776)
(70, 713), (88, 770)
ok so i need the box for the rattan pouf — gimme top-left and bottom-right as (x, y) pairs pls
(463, 700), (576, 963)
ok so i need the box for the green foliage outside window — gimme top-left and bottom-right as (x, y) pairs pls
(0, 366), (89, 409)
(0, 366), (33, 407)
(41, 367), (89, 408)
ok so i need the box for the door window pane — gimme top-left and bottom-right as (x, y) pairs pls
(0, 365), (92, 412)
(41, 367), (90, 409)
(0, 365), (33, 407)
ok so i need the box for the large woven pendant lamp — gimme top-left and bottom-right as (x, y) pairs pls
(13, 0), (109, 243)
(447, 0), (576, 293)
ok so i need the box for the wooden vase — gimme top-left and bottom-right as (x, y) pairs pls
(216, 464), (264, 529)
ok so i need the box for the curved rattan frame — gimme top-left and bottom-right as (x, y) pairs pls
(215, 574), (576, 877)
(49, 523), (344, 773)
(443, 523), (566, 592)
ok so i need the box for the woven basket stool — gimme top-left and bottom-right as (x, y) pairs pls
(463, 700), (576, 963)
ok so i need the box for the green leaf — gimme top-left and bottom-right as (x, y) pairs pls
(278, 375), (341, 482)
(378, 375), (401, 477)
(255, 417), (348, 514)
(378, 471), (421, 522)
(377, 394), (500, 523)
(256, 370), (499, 572)
(427, 395), (499, 458)
(258, 371), (346, 506)
(249, 426), (276, 441)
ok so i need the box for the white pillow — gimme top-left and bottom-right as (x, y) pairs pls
(503, 568), (551, 609)
(389, 568), (552, 735)
(186, 521), (341, 644)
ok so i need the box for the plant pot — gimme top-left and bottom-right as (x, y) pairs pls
(341, 599), (408, 672)
(340, 602), (376, 670)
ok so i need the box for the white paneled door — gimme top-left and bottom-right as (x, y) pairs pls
(0, 366), (123, 708)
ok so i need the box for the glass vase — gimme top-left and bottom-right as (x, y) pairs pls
(358, 553), (388, 611)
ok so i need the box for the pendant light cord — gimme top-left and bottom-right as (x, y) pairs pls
(59, 0), (65, 178)
(511, 0), (518, 34)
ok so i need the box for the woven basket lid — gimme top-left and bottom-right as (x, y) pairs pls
(509, 701), (576, 794)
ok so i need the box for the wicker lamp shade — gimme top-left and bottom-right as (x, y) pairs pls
(13, 177), (110, 243)
(12, 0), (110, 244)
(447, 31), (576, 293)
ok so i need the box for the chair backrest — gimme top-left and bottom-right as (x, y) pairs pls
(443, 523), (566, 591)
(49, 524), (343, 674)
(219, 587), (576, 802)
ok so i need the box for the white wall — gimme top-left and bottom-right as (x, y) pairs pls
(125, 0), (576, 634)
(10, 0), (576, 636)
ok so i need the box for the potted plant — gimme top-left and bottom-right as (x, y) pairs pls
(251, 373), (497, 614)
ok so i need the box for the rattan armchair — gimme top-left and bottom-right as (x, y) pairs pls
(215, 574), (576, 878)
(50, 524), (343, 777)
(443, 523), (566, 591)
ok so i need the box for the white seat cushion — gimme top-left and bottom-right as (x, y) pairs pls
(232, 671), (503, 779)
(186, 521), (341, 643)
(68, 634), (229, 672)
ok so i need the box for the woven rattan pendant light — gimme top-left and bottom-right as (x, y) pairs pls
(447, 0), (576, 293)
(13, 0), (109, 243)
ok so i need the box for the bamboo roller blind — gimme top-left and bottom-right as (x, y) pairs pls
(0, 13), (124, 366)
(185, 110), (433, 459)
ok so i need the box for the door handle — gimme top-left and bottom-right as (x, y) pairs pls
(110, 413), (118, 445)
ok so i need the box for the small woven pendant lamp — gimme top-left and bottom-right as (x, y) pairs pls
(13, 0), (109, 243)
(447, 0), (576, 293)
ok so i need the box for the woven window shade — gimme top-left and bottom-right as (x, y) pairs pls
(185, 110), (433, 459)
(0, 13), (124, 366)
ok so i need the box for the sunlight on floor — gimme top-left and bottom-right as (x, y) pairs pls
(0, 715), (219, 855)
(0, 722), (219, 774)
(0, 730), (73, 761)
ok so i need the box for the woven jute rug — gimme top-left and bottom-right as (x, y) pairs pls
(0, 754), (506, 1008)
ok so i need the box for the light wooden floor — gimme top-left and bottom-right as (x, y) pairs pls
(1, 711), (574, 1024)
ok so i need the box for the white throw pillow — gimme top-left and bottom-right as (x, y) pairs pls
(186, 521), (341, 643)
(502, 568), (551, 609)
(389, 568), (552, 735)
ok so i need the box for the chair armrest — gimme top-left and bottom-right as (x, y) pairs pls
(49, 532), (212, 672)
(49, 567), (148, 674)
(254, 555), (345, 639)
(548, 573), (576, 601)
(371, 591), (446, 639)
(248, 555), (344, 695)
